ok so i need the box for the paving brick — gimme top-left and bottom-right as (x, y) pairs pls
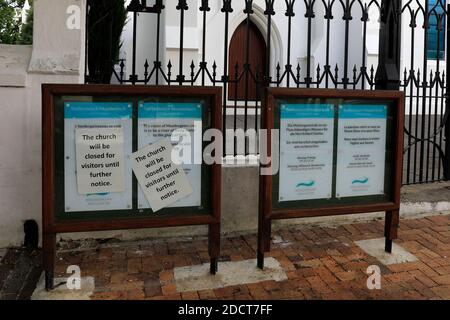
(321, 290), (357, 300)
(94, 274), (111, 288)
(314, 266), (339, 283)
(297, 259), (323, 269)
(127, 289), (145, 300)
(260, 280), (280, 292)
(320, 257), (345, 273)
(401, 240), (424, 253)
(162, 283), (178, 295)
(233, 293), (253, 300)
(277, 256), (296, 271)
(435, 266), (450, 275)
(335, 270), (359, 282)
(108, 280), (144, 292)
(416, 261), (441, 277)
(142, 257), (163, 272)
(98, 248), (113, 261)
(198, 289), (217, 300)
(90, 291), (127, 300)
(108, 259), (127, 272)
(181, 291), (199, 300)
(418, 247), (441, 259)
(408, 269), (438, 288)
(305, 276), (332, 293)
(387, 262), (421, 273)
(432, 274), (450, 285)
(214, 285), (249, 298)
(247, 284), (270, 300)
(384, 272), (416, 283)
(159, 270), (174, 285)
(144, 284), (162, 298)
(127, 258), (142, 274)
(160, 293), (182, 300)
(405, 279), (438, 299)
(431, 285), (450, 299)
(285, 270), (300, 280)
(229, 254), (244, 261)
(433, 257), (450, 267)
(110, 271), (127, 284)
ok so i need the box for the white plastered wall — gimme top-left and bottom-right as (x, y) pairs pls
(0, 0), (86, 247)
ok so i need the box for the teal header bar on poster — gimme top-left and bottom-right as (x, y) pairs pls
(139, 102), (202, 119)
(339, 105), (387, 119)
(64, 102), (132, 119)
(280, 104), (335, 119)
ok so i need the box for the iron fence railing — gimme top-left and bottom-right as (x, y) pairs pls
(85, 0), (450, 185)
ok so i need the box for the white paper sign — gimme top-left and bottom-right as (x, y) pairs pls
(137, 102), (202, 209)
(278, 104), (335, 202)
(131, 139), (193, 212)
(336, 104), (387, 198)
(75, 127), (125, 194)
(64, 102), (133, 212)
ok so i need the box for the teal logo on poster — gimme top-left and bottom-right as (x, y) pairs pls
(86, 193), (109, 197)
(296, 180), (315, 188)
(352, 177), (369, 185)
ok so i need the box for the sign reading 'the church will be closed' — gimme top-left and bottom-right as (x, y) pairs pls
(131, 139), (194, 212)
(64, 102), (133, 212)
(75, 127), (125, 195)
(137, 102), (202, 209)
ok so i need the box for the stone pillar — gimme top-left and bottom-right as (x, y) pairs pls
(29, 0), (86, 82)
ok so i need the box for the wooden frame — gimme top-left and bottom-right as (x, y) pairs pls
(42, 84), (222, 290)
(257, 88), (405, 269)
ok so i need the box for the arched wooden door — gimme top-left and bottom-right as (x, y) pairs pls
(228, 20), (267, 101)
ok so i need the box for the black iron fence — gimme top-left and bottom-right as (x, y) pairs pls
(85, 0), (450, 185)
(400, 1), (449, 185)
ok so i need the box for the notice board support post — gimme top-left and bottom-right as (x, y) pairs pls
(42, 84), (56, 290)
(43, 233), (56, 290)
(384, 210), (399, 253)
(257, 163), (273, 270)
(384, 85), (404, 253)
(208, 223), (220, 274)
(375, 0), (402, 253)
(257, 93), (274, 270)
(256, 196), (265, 269)
(257, 185), (267, 269)
(257, 164), (265, 269)
(257, 217), (271, 270)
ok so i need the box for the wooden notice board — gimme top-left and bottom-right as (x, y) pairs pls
(258, 88), (405, 269)
(42, 85), (222, 289)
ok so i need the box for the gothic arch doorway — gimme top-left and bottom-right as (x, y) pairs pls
(228, 19), (267, 101)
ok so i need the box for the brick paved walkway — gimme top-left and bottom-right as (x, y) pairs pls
(52, 214), (450, 300)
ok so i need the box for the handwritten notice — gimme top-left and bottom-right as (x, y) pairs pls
(137, 102), (202, 209)
(75, 127), (125, 195)
(131, 139), (193, 212)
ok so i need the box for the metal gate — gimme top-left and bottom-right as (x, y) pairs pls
(84, 0), (450, 185)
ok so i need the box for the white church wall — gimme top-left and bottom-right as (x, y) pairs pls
(121, 0), (166, 84)
(158, 0), (367, 90)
